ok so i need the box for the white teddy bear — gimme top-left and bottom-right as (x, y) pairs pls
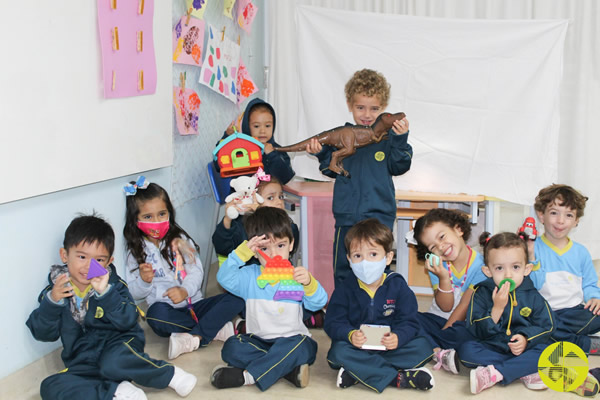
(225, 175), (264, 219)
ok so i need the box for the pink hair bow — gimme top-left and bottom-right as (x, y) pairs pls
(255, 167), (270, 183)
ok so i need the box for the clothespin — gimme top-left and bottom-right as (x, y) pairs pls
(138, 0), (145, 14)
(221, 26), (226, 41)
(110, 0), (117, 10)
(185, 7), (192, 26)
(180, 72), (186, 91)
(237, 35), (240, 45)
(138, 70), (144, 91)
(112, 27), (120, 51)
(111, 70), (116, 91)
(137, 31), (143, 52)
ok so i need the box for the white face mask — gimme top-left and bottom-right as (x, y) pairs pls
(349, 257), (387, 285)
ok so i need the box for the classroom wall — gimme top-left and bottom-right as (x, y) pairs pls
(0, 0), (266, 380)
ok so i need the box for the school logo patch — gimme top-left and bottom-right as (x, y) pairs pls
(374, 151), (385, 162)
(94, 307), (104, 319)
(520, 307), (532, 317)
(382, 300), (396, 316)
(383, 308), (394, 317)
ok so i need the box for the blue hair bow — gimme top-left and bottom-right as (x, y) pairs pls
(123, 176), (149, 196)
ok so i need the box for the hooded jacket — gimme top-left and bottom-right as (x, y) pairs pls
(324, 270), (422, 350)
(216, 98), (295, 184)
(467, 276), (555, 353)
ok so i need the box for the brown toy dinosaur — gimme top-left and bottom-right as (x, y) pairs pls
(275, 112), (406, 176)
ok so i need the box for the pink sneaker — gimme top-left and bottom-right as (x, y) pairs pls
(520, 372), (547, 390)
(433, 349), (459, 374)
(470, 365), (503, 394)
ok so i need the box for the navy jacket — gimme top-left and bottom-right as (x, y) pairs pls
(26, 264), (145, 367)
(467, 276), (555, 353)
(315, 124), (412, 228)
(215, 98), (295, 184)
(324, 271), (422, 349)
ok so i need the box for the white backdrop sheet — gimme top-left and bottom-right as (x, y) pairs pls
(291, 6), (567, 206)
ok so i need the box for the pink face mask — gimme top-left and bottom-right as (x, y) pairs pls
(137, 220), (170, 240)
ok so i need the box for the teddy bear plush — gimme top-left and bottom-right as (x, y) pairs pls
(224, 175), (264, 219)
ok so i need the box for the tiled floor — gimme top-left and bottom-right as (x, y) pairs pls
(3, 263), (599, 399)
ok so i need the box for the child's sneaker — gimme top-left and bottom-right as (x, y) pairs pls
(304, 309), (326, 328)
(336, 367), (358, 389)
(168, 332), (199, 359)
(233, 317), (246, 334)
(214, 321), (235, 342)
(168, 366), (197, 397)
(211, 365), (246, 389)
(571, 372), (600, 397)
(470, 365), (503, 394)
(520, 372), (547, 390)
(283, 363), (310, 388)
(113, 381), (147, 400)
(396, 367), (435, 390)
(433, 348), (459, 374)
(589, 337), (600, 355)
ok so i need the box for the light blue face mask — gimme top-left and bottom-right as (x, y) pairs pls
(349, 257), (387, 285)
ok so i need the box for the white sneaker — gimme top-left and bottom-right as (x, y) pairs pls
(433, 348), (459, 374)
(520, 372), (547, 390)
(214, 321), (235, 342)
(168, 366), (197, 397)
(113, 381), (147, 400)
(168, 332), (199, 360)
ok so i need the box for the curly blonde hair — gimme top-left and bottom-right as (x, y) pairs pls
(344, 69), (390, 108)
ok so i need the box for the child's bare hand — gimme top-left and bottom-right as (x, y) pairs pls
(382, 332), (398, 350)
(391, 117), (409, 135)
(508, 334), (527, 356)
(90, 271), (110, 295)
(305, 138), (322, 155)
(246, 235), (269, 253)
(225, 122), (235, 136)
(425, 256), (447, 279)
(293, 266), (311, 286)
(263, 143), (274, 154)
(139, 263), (154, 283)
(492, 282), (510, 309)
(351, 330), (367, 348)
(50, 273), (73, 302)
(584, 298), (600, 315)
(163, 287), (188, 304)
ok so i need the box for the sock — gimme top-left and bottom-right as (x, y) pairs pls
(243, 370), (255, 385)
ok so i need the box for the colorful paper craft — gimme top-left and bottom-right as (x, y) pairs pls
(237, 0), (258, 35)
(199, 25), (241, 103)
(186, 0), (208, 19)
(173, 86), (201, 135)
(236, 60), (258, 104)
(223, 0), (235, 19)
(256, 250), (304, 301)
(173, 16), (205, 66)
(87, 258), (108, 280)
(97, 0), (157, 98)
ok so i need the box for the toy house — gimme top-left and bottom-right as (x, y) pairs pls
(212, 133), (264, 177)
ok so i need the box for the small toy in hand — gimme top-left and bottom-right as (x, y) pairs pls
(498, 278), (516, 292)
(256, 249), (304, 301)
(86, 258), (108, 280)
(224, 174), (264, 219)
(425, 253), (441, 267)
(518, 217), (538, 241)
(172, 249), (199, 323)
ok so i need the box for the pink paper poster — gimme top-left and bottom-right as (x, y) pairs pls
(186, 0), (209, 19)
(237, 0), (257, 35)
(173, 16), (205, 66)
(97, 0), (157, 98)
(236, 60), (258, 104)
(223, 0), (235, 19)
(199, 25), (241, 103)
(173, 87), (201, 135)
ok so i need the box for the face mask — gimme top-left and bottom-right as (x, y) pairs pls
(349, 257), (387, 285)
(137, 220), (170, 240)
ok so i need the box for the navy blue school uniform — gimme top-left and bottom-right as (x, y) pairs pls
(459, 276), (556, 384)
(314, 124), (412, 287)
(26, 264), (174, 399)
(215, 98), (295, 184)
(324, 270), (433, 393)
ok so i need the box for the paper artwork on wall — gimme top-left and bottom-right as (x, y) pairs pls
(186, 0), (209, 19)
(223, 0), (235, 19)
(236, 60), (258, 104)
(97, 0), (157, 98)
(237, 0), (257, 35)
(173, 16), (205, 66)
(173, 86), (201, 135)
(199, 25), (241, 103)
